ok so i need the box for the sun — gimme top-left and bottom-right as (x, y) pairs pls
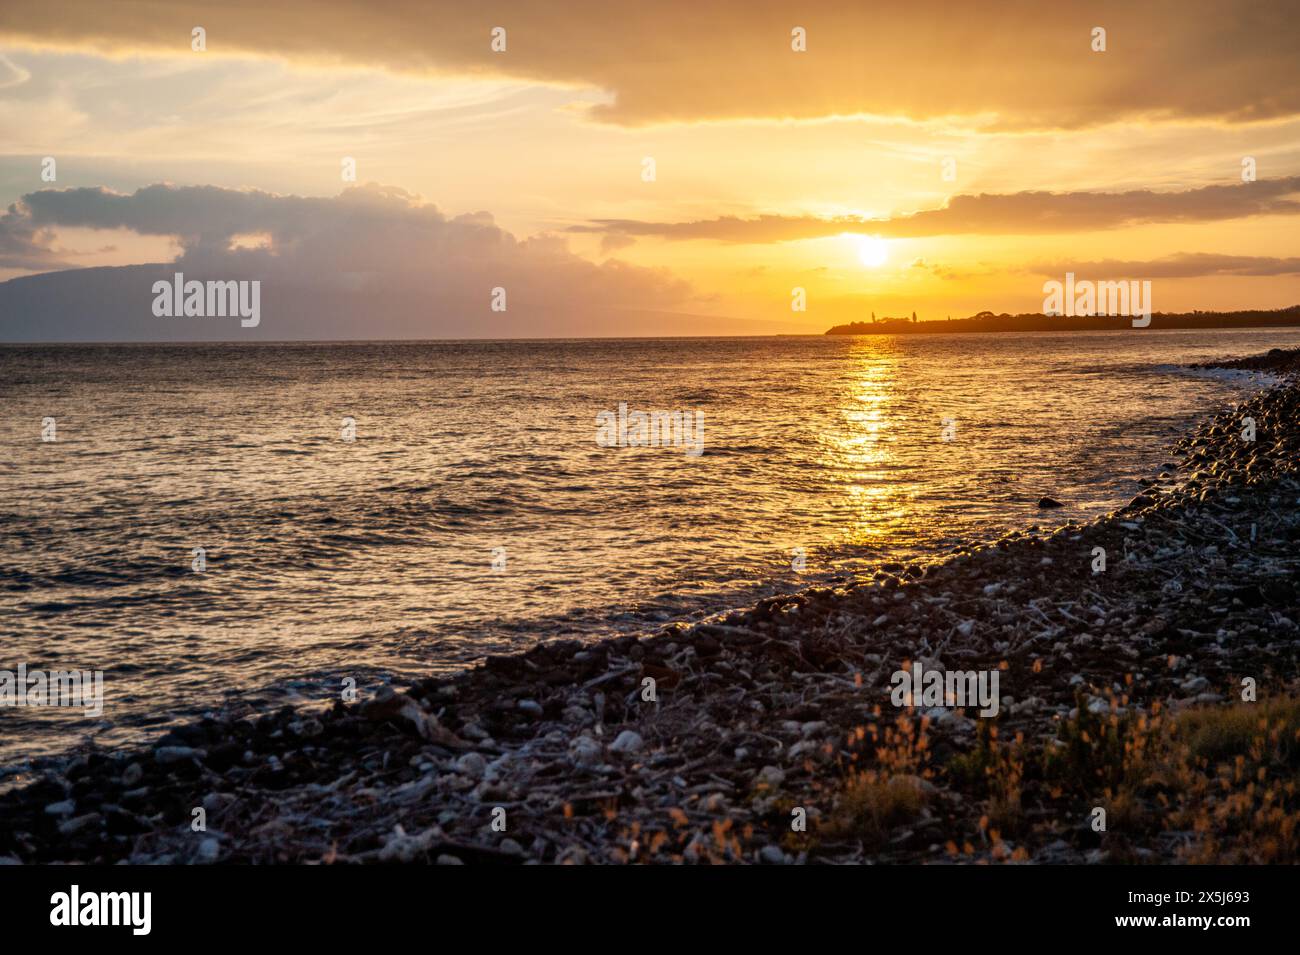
(856, 236), (889, 268)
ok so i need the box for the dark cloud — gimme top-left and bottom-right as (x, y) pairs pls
(0, 183), (696, 339)
(570, 179), (1300, 243)
(1, 1), (1297, 127)
(0, 200), (68, 269)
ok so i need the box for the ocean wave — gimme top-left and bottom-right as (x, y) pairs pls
(1156, 363), (1284, 386)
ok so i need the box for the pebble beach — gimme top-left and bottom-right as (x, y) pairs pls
(3, 347), (1299, 865)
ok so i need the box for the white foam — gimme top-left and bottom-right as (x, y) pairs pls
(1164, 365), (1285, 387)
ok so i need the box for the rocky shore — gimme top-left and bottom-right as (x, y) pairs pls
(4, 349), (1300, 865)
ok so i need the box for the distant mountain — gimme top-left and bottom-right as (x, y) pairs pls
(0, 264), (780, 341)
(826, 307), (1300, 335)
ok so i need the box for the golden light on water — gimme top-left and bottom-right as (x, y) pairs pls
(823, 341), (911, 544)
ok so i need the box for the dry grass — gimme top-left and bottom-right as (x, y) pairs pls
(1179, 696), (1300, 766)
(1171, 696), (1300, 863)
(823, 713), (933, 847)
(826, 693), (1300, 862)
(825, 771), (929, 847)
(948, 721), (1025, 835)
(1045, 692), (1300, 862)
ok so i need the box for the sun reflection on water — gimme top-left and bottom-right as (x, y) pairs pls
(821, 339), (913, 545)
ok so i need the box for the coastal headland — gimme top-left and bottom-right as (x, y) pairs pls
(826, 306), (1300, 335)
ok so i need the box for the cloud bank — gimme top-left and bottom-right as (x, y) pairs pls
(1029, 252), (1300, 278)
(569, 179), (1300, 243)
(0, 184), (698, 340)
(2, 1), (1297, 128)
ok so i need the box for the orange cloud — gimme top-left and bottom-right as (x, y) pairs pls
(2, 1), (1297, 128)
(569, 178), (1300, 243)
(1029, 252), (1300, 277)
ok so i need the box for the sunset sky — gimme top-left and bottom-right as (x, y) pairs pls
(1, 0), (1298, 338)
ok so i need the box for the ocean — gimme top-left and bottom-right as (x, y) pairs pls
(3, 327), (1299, 772)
